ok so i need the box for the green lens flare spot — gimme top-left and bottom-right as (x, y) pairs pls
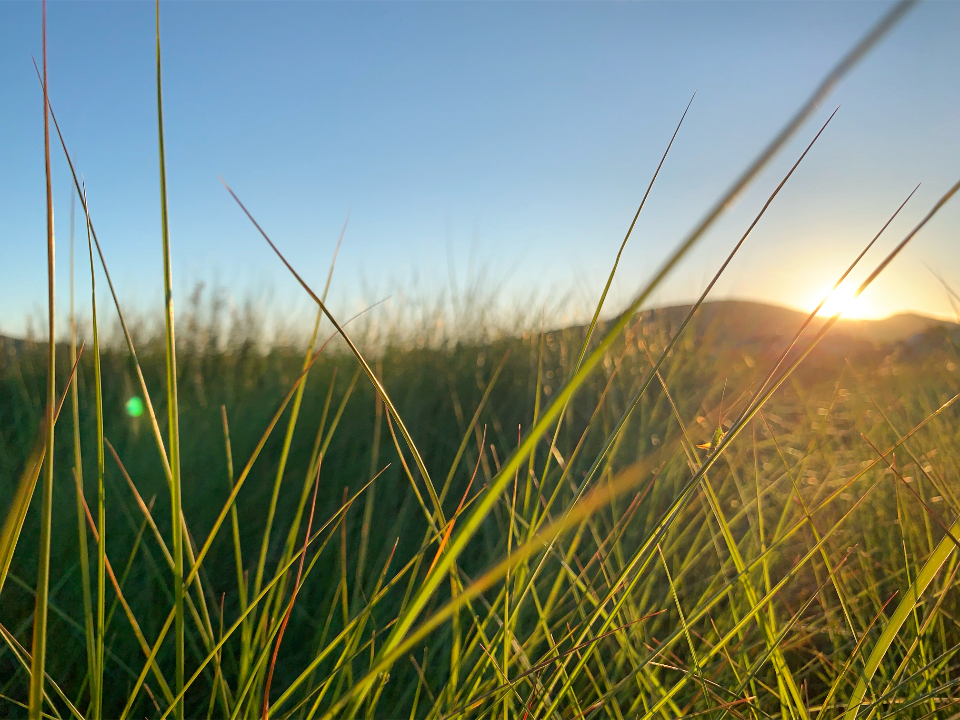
(126, 396), (145, 418)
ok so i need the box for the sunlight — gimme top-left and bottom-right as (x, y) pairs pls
(813, 282), (873, 319)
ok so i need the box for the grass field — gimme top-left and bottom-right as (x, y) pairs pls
(5, 295), (960, 720)
(5, 1), (960, 718)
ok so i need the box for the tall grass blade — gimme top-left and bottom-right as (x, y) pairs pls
(80, 181), (108, 720)
(29, 4), (56, 714)
(68, 186), (97, 714)
(576, 91), (695, 370)
(154, 2), (185, 714)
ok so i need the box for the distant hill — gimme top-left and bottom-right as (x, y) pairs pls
(834, 311), (958, 344)
(2, 300), (956, 363)
(636, 299), (958, 345)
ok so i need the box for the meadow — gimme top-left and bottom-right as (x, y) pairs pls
(5, 0), (960, 718)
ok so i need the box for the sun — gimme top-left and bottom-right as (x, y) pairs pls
(813, 283), (873, 319)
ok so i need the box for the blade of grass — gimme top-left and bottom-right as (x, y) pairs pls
(154, 3), (185, 714)
(353, 362), (383, 610)
(68, 186), (96, 714)
(221, 405), (251, 686)
(29, 6), (56, 712)
(81, 179), (107, 720)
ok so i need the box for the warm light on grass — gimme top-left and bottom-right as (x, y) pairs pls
(15, 3), (960, 719)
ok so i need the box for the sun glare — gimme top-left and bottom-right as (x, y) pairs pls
(813, 283), (873, 319)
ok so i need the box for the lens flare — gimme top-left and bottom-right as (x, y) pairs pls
(125, 396), (144, 418)
(813, 283), (872, 319)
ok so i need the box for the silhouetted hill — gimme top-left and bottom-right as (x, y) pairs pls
(634, 299), (958, 349)
(2, 301), (956, 371)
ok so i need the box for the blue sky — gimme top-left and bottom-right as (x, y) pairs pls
(2, 1), (959, 338)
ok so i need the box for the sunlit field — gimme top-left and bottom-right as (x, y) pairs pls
(4, 2), (960, 719)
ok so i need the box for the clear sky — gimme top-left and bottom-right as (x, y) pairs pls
(2, 1), (959, 338)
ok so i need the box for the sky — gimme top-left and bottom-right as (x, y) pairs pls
(2, 1), (960, 339)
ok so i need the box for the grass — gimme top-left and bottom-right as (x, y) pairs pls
(154, 5), (185, 716)
(6, 0), (960, 717)
(27, 4), (57, 717)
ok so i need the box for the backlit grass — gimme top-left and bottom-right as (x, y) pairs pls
(6, 1), (960, 718)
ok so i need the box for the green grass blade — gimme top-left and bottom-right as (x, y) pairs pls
(68, 186), (97, 714)
(82, 182), (108, 720)
(154, 2), (184, 715)
(29, 5), (56, 714)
